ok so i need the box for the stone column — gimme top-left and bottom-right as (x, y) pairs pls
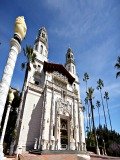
(49, 89), (55, 150)
(73, 98), (78, 149)
(78, 102), (86, 151)
(0, 16), (27, 127)
(70, 103), (75, 150)
(0, 104), (11, 158)
(0, 89), (14, 159)
(0, 39), (21, 127)
(54, 100), (60, 150)
(57, 114), (60, 150)
(42, 88), (47, 150)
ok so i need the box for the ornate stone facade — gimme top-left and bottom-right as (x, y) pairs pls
(17, 27), (86, 154)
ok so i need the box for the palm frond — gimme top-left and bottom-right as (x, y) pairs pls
(104, 91), (109, 100)
(97, 79), (104, 90)
(115, 63), (120, 69)
(31, 53), (36, 63)
(87, 87), (94, 100)
(116, 71), (120, 78)
(96, 100), (101, 107)
(83, 72), (89, 81)
(26, 63), (31, 71)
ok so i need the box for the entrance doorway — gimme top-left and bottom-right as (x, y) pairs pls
(60, 119), (68, 150)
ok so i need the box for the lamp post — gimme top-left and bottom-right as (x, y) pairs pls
(0, 89), (14, 159)
(0, 16), (27, 128)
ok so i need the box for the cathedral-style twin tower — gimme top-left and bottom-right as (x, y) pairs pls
(17, 27), (86, 154)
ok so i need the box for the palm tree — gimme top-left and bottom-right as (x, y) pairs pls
(85, 97), (92, 133)
(21, 45), (36, 85)
(104, 91), (112, 131)
(114, 56), (120, 78)
(83, 72), (89, 92)
(87, 87), (100, 155)
(97, 79), (107, 128)
(96, 100), (101, 127)
(83, 73), (91, 132)
(14, 45), (36, 153)
(84, 97), (89, 135)
(82, 106), (87, 138)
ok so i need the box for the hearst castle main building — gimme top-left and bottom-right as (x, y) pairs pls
(17, 27), (86, 154)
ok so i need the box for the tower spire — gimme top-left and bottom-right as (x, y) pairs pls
(65, 48), (76, 75)
(34, 27), (48, 61)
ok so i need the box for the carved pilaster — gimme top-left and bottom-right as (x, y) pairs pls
(41, 87), (48, 150)
(73, 98), (77, 148)
(78, 102), (86, 151)
(49, 88), (55, 149)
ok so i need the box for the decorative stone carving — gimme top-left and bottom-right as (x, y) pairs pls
(53, 71), (68, 82)
(34, 71), (41, 78)
(70, 138), (75, 150)
(57, 99), (71, 116)
(14, 16), (27, 40)
(53, 71), (68, 89)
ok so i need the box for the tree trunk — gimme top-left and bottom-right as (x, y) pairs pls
(89, 99), (100, 155)
(98, 107), (100, 127)
(100, 89), (107, 128)
(13, 65), (29, 154)
(106, 100), (112, 131)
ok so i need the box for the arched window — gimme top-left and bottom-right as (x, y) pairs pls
(42, 33), (45, 38)
(73, 84), (76, 89)
(72, 66), (74, 74)
(68, 65), (70, 71)
(35, 44), (38, 51)
(40, 45), (43, 54)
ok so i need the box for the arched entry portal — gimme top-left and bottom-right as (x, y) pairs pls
(60, 119), (68, 149)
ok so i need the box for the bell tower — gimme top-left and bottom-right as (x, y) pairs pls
(28, 27), (48, 86)
(34, 27), (48, 62)
(65, 48), (76, 76)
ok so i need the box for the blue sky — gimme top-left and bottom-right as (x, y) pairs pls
(0, 0), (120, 133)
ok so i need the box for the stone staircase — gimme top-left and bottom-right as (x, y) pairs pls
(17, 153), (79, 160)
(29, 149), (88, 155)
(5, 153), (90, 160)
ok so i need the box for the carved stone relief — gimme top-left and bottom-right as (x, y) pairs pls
(56, 99), (71, 116)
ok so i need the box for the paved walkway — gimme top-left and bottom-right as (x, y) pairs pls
(5, 153), (120, 160)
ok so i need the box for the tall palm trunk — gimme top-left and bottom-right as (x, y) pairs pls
(88, 103), (91, 132)
(85, 82), (91, 133)
(96, 101), (101, 127)
(83, 73), (91, 133)
(97, 106), (100, 127)
(89, 99), (99, 154)
(11, 66), (29, 154)
(100, 89), (107, 128)
(105, 99), (112, 131)
(87, 87), (100, 155)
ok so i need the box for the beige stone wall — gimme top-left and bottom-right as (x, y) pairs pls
(18, 90), (43, 151)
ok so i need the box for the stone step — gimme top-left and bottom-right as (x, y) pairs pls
(29, 149), (88, 155)
(18, 153), (79, 160)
